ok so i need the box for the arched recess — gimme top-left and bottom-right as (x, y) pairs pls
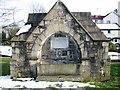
(41, 31), (81, 64)
(29, 20), (87, 64)
(34, 31), (82, 64)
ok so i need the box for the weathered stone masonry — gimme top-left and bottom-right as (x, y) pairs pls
(11, 0), (110, 81)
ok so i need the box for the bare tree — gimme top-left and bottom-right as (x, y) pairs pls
(29, 2), (46, 13)
(2, 24), (20, 45)
(0, 0), (23, 45)
(0, 0), (24, 25)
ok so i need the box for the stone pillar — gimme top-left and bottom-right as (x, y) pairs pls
(10, 41), (30, 78)
(101, 42), (110, 81)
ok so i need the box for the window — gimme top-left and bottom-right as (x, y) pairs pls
(107, 20), (110, 24)
(108, 30), (111, 33)
(115, 39), (117, 42)
(108, 37), (111, 40)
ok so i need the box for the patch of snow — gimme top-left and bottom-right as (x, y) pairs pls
(0, 46), (12, 56)
(0, 76), (96, 88)
(16, 78), (34, 82)
(0, 75), (11, 79)
(108, 52), (120, 60)
(16, 24), (31, 35)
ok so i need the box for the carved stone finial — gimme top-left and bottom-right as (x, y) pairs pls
(57, 0), (61, 3)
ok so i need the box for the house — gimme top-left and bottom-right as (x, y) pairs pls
(102, 9), (120, 47)
(108, 52), (120, 61)
(92, 8), (120, 50)
(11, 0), (110, 81)
(92, 9), (120, 25)
(97, 23), (120, 51)
(92, 15), (105, 24)
(97, 23), (120, 44)
(103, 10), (119, 24)
(103, 10), (120, 25)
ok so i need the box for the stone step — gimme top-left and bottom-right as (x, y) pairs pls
(37, 75), (83, 81)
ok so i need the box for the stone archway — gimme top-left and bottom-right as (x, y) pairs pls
(29, 23), (85, 77)
(40, 31), (81, 64)
(31, 24), (83, 62)
(29, 29), (83, 77)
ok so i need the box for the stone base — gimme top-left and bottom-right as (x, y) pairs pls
(37, 75), (83, 81)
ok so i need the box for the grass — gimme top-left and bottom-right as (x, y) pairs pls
(0, 57), (11, 76)
(111, 63), (120, 82)
(93, 62), (120, 88)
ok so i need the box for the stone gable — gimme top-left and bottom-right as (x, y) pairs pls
(11, 0), (110, 81)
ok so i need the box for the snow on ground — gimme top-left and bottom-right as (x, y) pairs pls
(0, 46), (12, 56)
(0, 76), (95, 88)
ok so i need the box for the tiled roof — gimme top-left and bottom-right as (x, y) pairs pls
(26, 13), (47, 26)
(97, 23), (119, 29)
(91, 15), (105, 20)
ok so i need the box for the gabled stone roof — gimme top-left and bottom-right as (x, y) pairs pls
(26, 13), (107, 41)
(13, 0), (108, 41)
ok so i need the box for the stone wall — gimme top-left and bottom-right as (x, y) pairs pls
(37, 59), (110, 81)
(10, 1), (110, 81)
(10, 41), (30, 77)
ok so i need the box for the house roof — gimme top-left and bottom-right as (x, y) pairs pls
(91, 15), (105, 20)
(104, 10), (120, 19)
(97, 23), (119, 29)
(27, 13), (47, 26)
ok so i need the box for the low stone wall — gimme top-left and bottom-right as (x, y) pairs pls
(36, 59), (110, 81)
(37, 60), (91, 81)
(37, 64), (79, 75)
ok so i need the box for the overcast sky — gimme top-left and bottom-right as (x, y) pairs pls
(0, 0), (120, 26)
